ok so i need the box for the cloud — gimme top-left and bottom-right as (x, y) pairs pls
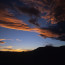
(29, 18), (40, 26)
(0, 39), (13, 44)
(0, 39), (6, 41)
(16, 39), (21, 41)
(49, 21), (65, 41)
(20, 0), (65, 41)
(36, 21), (65, 41)
(5, 46), (13, 48)
(21, 0), (65, 23)
(0, 0), (32, 31)
(56, 35), (65, 41)
(0, 0), (65, 41)
(0, 46), (13, 48)
(16, 6), (40, 17)
(0, 48), (31, 52)
(15, 2), (40, 26)
(0, 39), (12, 41)
(40, 0), (65, 24)
(0, 16), (32, 31)
(0, 45), (31, 52)
(0, 41), (6, 44)
(32, 28), (59, 38)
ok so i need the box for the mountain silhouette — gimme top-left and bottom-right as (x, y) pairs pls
(0, 46), (65, 65)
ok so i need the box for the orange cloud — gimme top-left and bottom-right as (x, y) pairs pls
(0, 16), (32, 31)
(5, 46), (13, 48)
(0, 8), (32, 31)
(0, 16), (60, 39)
(0, 46), (13, 48)
(32, 28), (59, 38)
(0, 39), (12, 41)
(0, 39), (13, 44)
(0, 39), (7, 41)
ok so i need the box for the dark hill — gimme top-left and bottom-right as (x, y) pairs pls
(0, 46), (65, 65)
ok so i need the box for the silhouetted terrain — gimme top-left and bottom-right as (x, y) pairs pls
(0, 46), (65, 65)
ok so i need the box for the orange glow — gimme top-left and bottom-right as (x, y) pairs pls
(0, 16), (32, 31)
(32, 28), (59, 38)
(0, 48), (31, 52)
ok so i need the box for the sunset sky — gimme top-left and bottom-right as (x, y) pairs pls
(0, 0), (65, 52)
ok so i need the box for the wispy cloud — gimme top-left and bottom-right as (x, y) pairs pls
(5, 46), (13, 48)
(16, 39), (22, 42)
(0, 46), (13, 48)
(0, 39), (7, 41)
(0, 39), (13, 44)
(0, 39), (12, 41)
(0, 17), (32, 31)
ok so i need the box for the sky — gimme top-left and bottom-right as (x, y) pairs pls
(0, 0), (65, 52)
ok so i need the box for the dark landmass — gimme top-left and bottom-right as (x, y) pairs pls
(0, 46), (65, 65)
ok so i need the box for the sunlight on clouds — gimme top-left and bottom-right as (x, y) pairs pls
(0, 39), (12, 41)
(0, 39), (13, 44)
(0, 0), (65, 41)
(32, 28), (60, 38)
(0, 17), (32, 31)
(0, 45), (31, 52)
(6, 46), (13, 48)
(0, 46), (13, 48)
(0, 39), (6, 41)
(0, 48), (31, 52)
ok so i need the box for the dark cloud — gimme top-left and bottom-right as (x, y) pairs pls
(0, 41), (5, 44)
(50, 21), (65, 34)
(19, 0), (65, 26)
(29, 18), (40, 26)
(17, 6), (40, 17)
(52, 0), (65, 23)
(56, 35), (65, 41)
(39, 21), (65, 41)
(49, 21), (65, 41)
(16, 6), (40, 26)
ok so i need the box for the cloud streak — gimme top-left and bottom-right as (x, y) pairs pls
(0, 39), (12, 41)
(0, 48), (31, 52)
(0, 45), (32, 52)
(0, 46), (13, 48)
(0, 16), (32, 31)
(0, 39), (13, 44)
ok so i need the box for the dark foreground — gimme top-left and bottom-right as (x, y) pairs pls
(0, 46), (65, 65)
